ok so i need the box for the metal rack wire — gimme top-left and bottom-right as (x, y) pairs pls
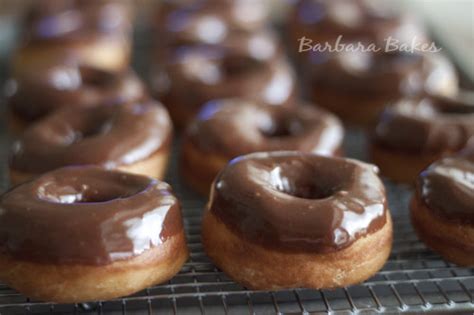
(0, 121), (473, 314)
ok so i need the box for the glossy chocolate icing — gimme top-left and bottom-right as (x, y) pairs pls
(310, 50), (444, 98)
(0, 167), (184, 265)
(10, 100), (172, 173)
(186, 99), (343, 157)
(208, 152), (388, 253)
(289, 0), (426, 44)
(157, 0), (269, 47)
(417, 152), (474, 224)
(375, 93), (474, 153)
(8, 65), (144, 122)
(152, 36), (296, 119)
(23, 0), (132, 43)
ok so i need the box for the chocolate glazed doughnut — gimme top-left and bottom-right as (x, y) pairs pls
(180, 99), (344, 195)
(150, 31), (297, 128)
(155, 0), (270, 48)
(410, 149), (474, 266)
(13, 0), (133, 74)
(6, 64), (144, 134)
(371, 92), (474, 183)
(308, 48), (458, 126)
(0, 166), (188, 303)
(9, 100), (173, 185)
(287, 0), (427, 56)
(202, 152), (392, 290)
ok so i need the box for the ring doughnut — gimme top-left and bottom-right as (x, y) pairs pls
(202, 151), (392, 289)
(0, 166), (188, 303)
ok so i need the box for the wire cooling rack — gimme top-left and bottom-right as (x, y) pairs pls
(0, 118), (473, 314)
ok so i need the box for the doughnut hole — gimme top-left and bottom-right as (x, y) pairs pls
(254, 107), (307, 139)
(79, 66), (115, 87)
(265, 163), (342, 200)
(258, 114), (305, 138)
(36, 171), (149, 204)
(60, 107), (115, 145)
(434, 99), (474, 115)
(221, 55), (262, 77)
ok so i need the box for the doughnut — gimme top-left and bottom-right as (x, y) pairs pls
(150, 31), (296, 128)
(9, 100), (173, 185)
(371, 91), (474, 183)
(0, 166), (188, 303)
(180, 99), (344, 195)
(287, 0), (427, 59)
(202, 151), (392, 290)
(308, 49), (458, 126)
(13, 0), (133, 75)
(155, 0), (270, 48)
(410, 149), (474, 266)
(6, 65), (144, 134)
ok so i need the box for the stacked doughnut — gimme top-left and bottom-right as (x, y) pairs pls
(0, 0), (188, 303)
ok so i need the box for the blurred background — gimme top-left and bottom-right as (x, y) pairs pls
(0, 0), (472, 80)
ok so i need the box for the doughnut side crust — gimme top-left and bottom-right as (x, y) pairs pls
(117, 148), (171, 180)
(12, 36), (131, 76)
(371, 143), (440, 184)
(311, 84), (395, 126)
(0, 233), (188, 303)
(6, 109), (29, 137)
(158, 92), (194, 130)
(202, 209), (393, 290)
(180, 137), (228, 196)
(9, 149), (171, 186)
(410, 197), (474, 266)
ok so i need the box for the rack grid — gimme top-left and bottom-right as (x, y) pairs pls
(0, 122), (473, 314)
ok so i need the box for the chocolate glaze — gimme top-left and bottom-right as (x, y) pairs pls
(8, 65), (144, 122)
(10, 100), (172, 173)
(310, 50), (454, 100)
(23, 0), (132, 43)
(417, 152), (474, 224)
(0, 167), (184, 265)
(289, 0), (426, 45)
(152, 35), (296, 120)
(156, 0), (269, 47)
(208, 152), (388, 253)
(375, 93), (474, 153)
(186, 99), (344, 157)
